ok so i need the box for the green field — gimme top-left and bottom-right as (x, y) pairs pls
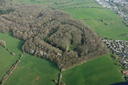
(0, 47), (17, 80)
(0, 33), (23, 80)
(62, 3), (128, 40)
(0, 33), (59, 85)
(0, 33), (24, 54)
(0, 0), (127, 84)
(4, 53), (59, 85)
(0, 32), (125, 85)
(44, 0), (128, 40)
(62, 55), (125, 85)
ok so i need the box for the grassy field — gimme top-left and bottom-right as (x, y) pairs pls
(62, 55), (125, 85)
(0, 33), (59, 85)
(4, 53), (59, 85)
(62, 3), (128, 40)
(44, 0), (128, 40)
(0, 0), (127, 85)
(0, 33), (24, 55)
(65, 9), (128, 40)
(0, 33), (23, 80)
(0, 47), (17, 80)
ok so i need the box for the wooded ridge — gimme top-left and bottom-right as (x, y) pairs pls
(0, 5), (108, 70)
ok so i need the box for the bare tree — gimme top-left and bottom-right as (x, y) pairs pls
(0, 0), (10, 7)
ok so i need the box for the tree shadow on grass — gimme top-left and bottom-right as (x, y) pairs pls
(17, 40), (24, 51)
(47, 60), (59, 70)
(8, 32), (25, 51)
(27, 53), (59, 71)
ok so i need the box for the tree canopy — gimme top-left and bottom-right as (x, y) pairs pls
(0, 40), (6, 48)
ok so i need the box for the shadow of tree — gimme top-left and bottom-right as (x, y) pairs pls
(8, 32), (25, 51)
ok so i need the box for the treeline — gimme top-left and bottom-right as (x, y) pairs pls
(0, 5), (108, 70)
(0, 9), (14, 15)
(0, 40), (6, 48)
(0, 0), (10, 7)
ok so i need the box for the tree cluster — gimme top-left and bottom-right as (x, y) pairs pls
(0, 5), (108, 70)
(0, 0), (10, 7)
(0, 40), (6, 48)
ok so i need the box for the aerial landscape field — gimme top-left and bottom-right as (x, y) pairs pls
(62, 55), (124, 85)
(4, 53), (59, 85)
(0, 0), (128, 85)
(0, 33), (23, 80)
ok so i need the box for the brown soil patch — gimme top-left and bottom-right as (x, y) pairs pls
(27, 67), (30, 69)
(35, 76), (40, 81)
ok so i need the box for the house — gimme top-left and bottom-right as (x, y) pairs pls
(105, 0), (109, 2)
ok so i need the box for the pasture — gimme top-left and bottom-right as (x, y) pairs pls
(0, 33), (59, 85)
(62, 55), (125, 85)
(0, 33), (23, 80)
(61, 2), (128, 40)
(0, 33), (24, 55)
(0, 0), (127, 84)
(0, 47), (17, 80)
(4, 53), (59, 85)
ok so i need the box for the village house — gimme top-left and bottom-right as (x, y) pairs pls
(103, 39), (128, 68)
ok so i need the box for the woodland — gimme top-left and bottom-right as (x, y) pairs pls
(0, 4), (108, 70)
